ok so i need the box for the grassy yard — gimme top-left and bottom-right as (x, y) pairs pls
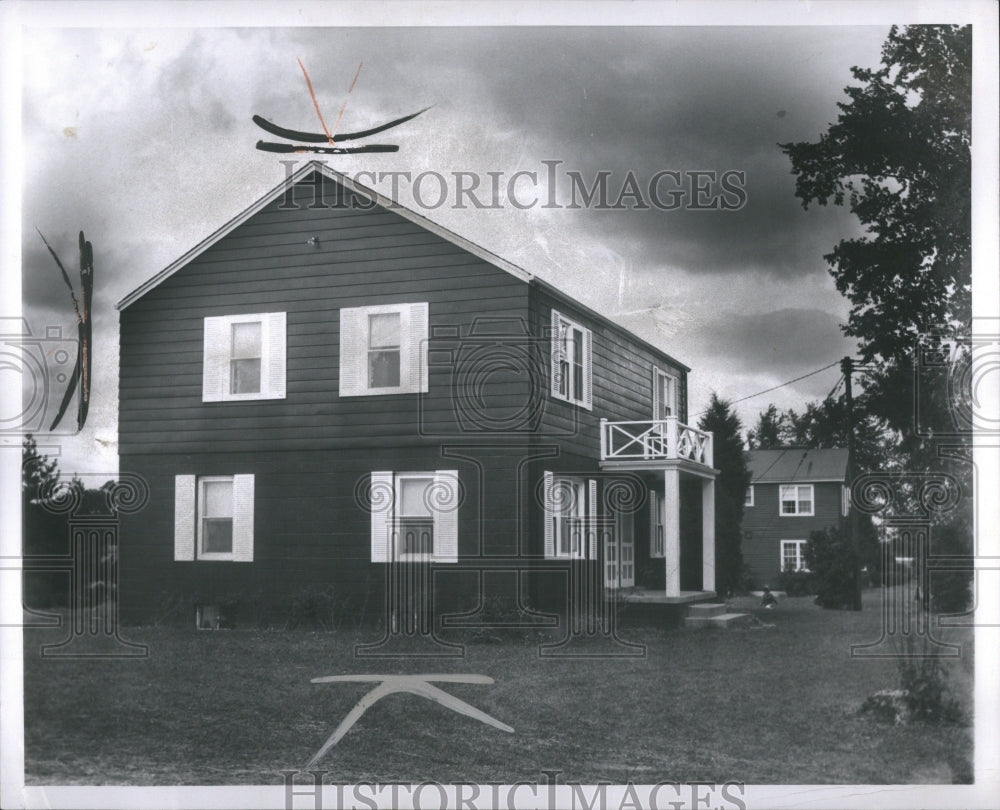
(23, 588), (973, 785)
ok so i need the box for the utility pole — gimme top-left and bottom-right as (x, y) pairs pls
(842, 356), (863, 611)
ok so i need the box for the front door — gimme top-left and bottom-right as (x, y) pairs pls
(604, 509), (636, 589)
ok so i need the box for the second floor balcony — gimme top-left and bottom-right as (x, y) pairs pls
(600, 417), (714, 469)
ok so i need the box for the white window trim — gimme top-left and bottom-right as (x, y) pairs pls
(175, 473), (254, 563)
(369, 470), (458, 563)
(778, 483), (815, 516)
(202, 312), (286, 402)
(649, 490), (665, 558)
(550, 309), (593, 410)
(745, 485), (755, 508)
(652, 366), (679, 421)
(198, 475), (237, 561)
(340, 302), (428, 397)
(543, 473), (597, 560)
(780, 539), (809, 572)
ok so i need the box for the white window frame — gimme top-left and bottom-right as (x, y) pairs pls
(779, 484), (814, 516)
(543, 473), (597, 560)
(369, 470), (458, 564)
(649, 490), (665, 558)
(174, 473), (254, 563)
(842, 484), (851, 517)
(394, 472), (436, 562)
(745, 485), (755, 508)
(781, 539), (809, 572)
(550, 309), (593, 409)
(340, 302), (428, 397)
(198, 476), (236, 561)
(652, 366), (679, 421)
(202, 312), (286, 402)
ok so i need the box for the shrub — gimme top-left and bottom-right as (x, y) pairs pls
(805, 525), (857, 609)
(777, 567), (813, 597)
(287, 584), (338, 630)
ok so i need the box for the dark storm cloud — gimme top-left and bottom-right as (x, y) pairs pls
(709, 306), (851, 377)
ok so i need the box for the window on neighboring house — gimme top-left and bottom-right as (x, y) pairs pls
(340, 303), (428, 396)
(649, 490), (665, 558)
(550, 309), (592, 408)
(779, 484), (814, 516)
(543, 472), (597, 560)
(745, 485), (755, 507)
(202, 313), (286, 402)
(842, 484), (851, 517)
(781, 539), (809, 572)
(652, 367), (678, 421)
(369, 470), (459, 563)
(174, 474), (255, 562)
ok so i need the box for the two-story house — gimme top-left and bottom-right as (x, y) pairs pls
(742, 447), (849, 586)
(116, 161), (719, 626)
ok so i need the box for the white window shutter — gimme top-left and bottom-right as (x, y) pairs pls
(339, 308), (366, 397)
(581, 328), (593, 410)
(266, 312), (287, 399)
(588, 479), (598, 560)
(649, 491), (663, 558)
(232, 474), (255, 562)
(550, 309), (563, 399)
(543, 471), (555, 559)
(432, 470), (459, 564)
(202, 317), (230, 402)
(652, 367), (661, 419)
(404, 302), (429, 393)
(370, 471), (393, 562)
(174, 475), (195, 561)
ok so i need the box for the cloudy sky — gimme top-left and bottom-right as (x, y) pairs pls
(10, 9), (922, 475)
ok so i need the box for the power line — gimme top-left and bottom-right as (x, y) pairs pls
(693, 359), (843, 417)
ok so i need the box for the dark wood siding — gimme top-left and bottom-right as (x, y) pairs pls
(527, 284), (688, 463)
(741, 480), (846, 585)
(119, 173), (531, 456)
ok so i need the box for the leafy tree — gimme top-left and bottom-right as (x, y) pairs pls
(780, 24), (971, 469)
(746, 404), (789, 450)
(781, 24), (973, 612)
(698, 394), (751, 596)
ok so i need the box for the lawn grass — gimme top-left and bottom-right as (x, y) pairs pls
(23, 588), (973, 785)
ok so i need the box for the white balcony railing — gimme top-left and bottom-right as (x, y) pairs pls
(600, 417), (714, 468)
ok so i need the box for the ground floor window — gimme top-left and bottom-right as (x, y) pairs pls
(781, 539), (809, 572)
(174, 474), (255, 562)
(543, 473), (597, 560)
(649, 490), (665, 558)
(369, 470), (459, 563)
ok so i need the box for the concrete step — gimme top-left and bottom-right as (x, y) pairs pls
(686, 602), (728, 618)
(684, 611), (752, 629)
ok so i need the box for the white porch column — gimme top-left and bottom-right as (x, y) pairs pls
(702, 477), (716, 594)
(663, 468), (681, 597)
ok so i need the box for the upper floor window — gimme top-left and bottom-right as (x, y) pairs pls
(340, 303), (428, 396)
(652, 367), (678, 420)
(202, 313), (286, 402)
(174, 474), (255, 562)
(550, 309), (592, 409)
(779, 484), (814, 516)
(745, 485), (755, 507)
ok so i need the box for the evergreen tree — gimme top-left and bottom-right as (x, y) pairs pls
(698, 394), (751, 596)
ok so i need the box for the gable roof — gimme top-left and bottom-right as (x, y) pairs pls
(115, 161), (690, 372)
(746, 448), (848, 484)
